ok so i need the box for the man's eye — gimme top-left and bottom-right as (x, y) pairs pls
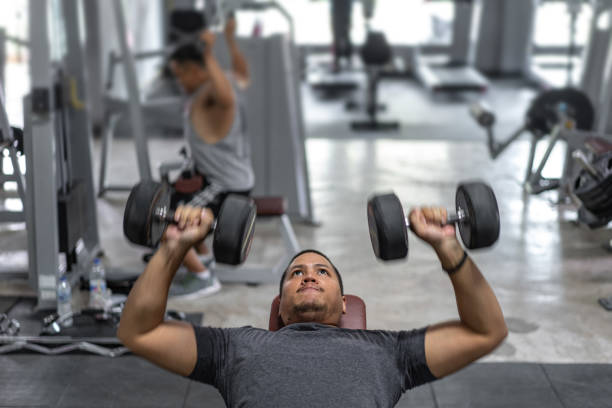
(293, 270), (303, 276)
(318, 269), (328, 275)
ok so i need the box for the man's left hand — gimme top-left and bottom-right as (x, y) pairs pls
(200, 30), (216, 54)
(224, 15), (237, 41)
(408, 207), (459, 251)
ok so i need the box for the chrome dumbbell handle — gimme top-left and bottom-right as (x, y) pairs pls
(404, 208), (467, 228)
(154, 206), (218, 230)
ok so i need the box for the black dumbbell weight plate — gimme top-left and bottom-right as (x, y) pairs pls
(580, 181), (612, 216)
(212, 195), (257, 265)
(573, 173), (612, 202)
(575, 174), (612, 210)
(367, 193), (408, 261)
(573, 153), (612, 203)
(456, 182), (500, 249)
(123, 180), (172, 247)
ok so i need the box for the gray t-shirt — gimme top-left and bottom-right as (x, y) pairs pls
(188, 322), (436, 407)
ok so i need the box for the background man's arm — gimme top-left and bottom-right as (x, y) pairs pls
(225, 16), (250, 87)
(201, 31), (234, 108)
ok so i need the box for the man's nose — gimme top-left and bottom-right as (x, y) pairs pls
(302, 269), (318, 282)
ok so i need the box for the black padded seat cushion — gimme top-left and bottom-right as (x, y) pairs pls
(254, 197), (287, 216)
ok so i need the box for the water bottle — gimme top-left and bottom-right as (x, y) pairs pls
(89, 258), (108, 310)
(57, 275), (73, 327)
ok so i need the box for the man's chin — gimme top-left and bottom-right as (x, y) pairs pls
(293, 301), (326, 315)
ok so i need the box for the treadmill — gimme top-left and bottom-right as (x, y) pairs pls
(416, 0), (489, 93)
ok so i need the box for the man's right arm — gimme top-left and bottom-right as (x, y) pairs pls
(117, 207), (214, 376)
(408, 207), (508, 379)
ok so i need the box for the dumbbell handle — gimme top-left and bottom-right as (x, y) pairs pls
(404, 208), (467, 227)
(154, 207), (218, 230)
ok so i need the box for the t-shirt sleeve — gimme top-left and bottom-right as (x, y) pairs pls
(187, 325), (230, 386)
(396, 327), (437, 389)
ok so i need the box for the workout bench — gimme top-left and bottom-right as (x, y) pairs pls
(159, 161), (301, 285)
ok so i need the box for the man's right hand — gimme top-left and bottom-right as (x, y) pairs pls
(224, 15), (237, 42)
(199, 30), (216, 55)
(164, 206), (214, 251)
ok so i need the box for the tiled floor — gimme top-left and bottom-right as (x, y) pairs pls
(2, 355), (612, 407)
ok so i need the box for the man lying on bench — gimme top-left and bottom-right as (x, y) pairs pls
(118, 204), (508, 407)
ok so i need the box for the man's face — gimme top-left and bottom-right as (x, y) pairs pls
(169, 60), (208, 94)
(279, 252), (346, 326)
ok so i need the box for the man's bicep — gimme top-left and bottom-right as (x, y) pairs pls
(424, 321), (497, 378)
(129, 321), (197, 377)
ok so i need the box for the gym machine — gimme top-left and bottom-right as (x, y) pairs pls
(349, 31), (399, 131)
(414, 0), (489, 93)
(8, 0), (102, 308)
(566, 134), (612, 310)
(0, 0), (122, 356)
(470, 87), (597, 200)
(347, 0), (399, 131)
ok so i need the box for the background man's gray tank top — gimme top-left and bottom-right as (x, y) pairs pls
(184, 81), (255, 192)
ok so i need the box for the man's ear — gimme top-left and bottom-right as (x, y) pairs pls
(342, 295), (347, 314)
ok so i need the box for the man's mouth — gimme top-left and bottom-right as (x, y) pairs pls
(298, 286), (321, 293)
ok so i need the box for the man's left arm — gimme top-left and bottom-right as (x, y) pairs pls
(224, 16), (250, 87)
(200, 31), (234, 109)
(409, 208), (508, 379)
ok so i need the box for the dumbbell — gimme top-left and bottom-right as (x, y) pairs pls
(123, 180), (256, 265)
(572, 151), (612, 216)
(367, 181), (500, 261)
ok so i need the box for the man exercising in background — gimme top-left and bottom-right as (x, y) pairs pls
(166, 16), (254, 299)
(118, 203), (508, 407)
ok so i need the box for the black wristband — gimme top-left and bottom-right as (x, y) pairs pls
(442, 250), (468, 275)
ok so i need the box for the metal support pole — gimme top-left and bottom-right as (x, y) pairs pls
(82, 0), (105, 134)
(61, 0), (101, 252)
(27, 0), (60, 309)
(0, 29), (5, 96)
(111, 0), (152, 183)
(524, 134), (538, 184)
(98, 113), (120, 196)
(530, 127), (562, 183)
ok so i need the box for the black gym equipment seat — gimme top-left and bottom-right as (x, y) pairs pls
(350, 31), (399, 131)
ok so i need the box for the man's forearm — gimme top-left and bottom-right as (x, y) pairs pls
(227, 37), (249, 83)
(117, 243), (188, 341)
(203, 52), (234, 106)
(436, 241), (507, 339)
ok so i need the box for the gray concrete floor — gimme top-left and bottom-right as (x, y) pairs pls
(1, 79), (611, 364)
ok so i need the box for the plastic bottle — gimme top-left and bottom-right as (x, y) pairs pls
(57, 275), (73, 327)
(89, 258), (108, 310)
